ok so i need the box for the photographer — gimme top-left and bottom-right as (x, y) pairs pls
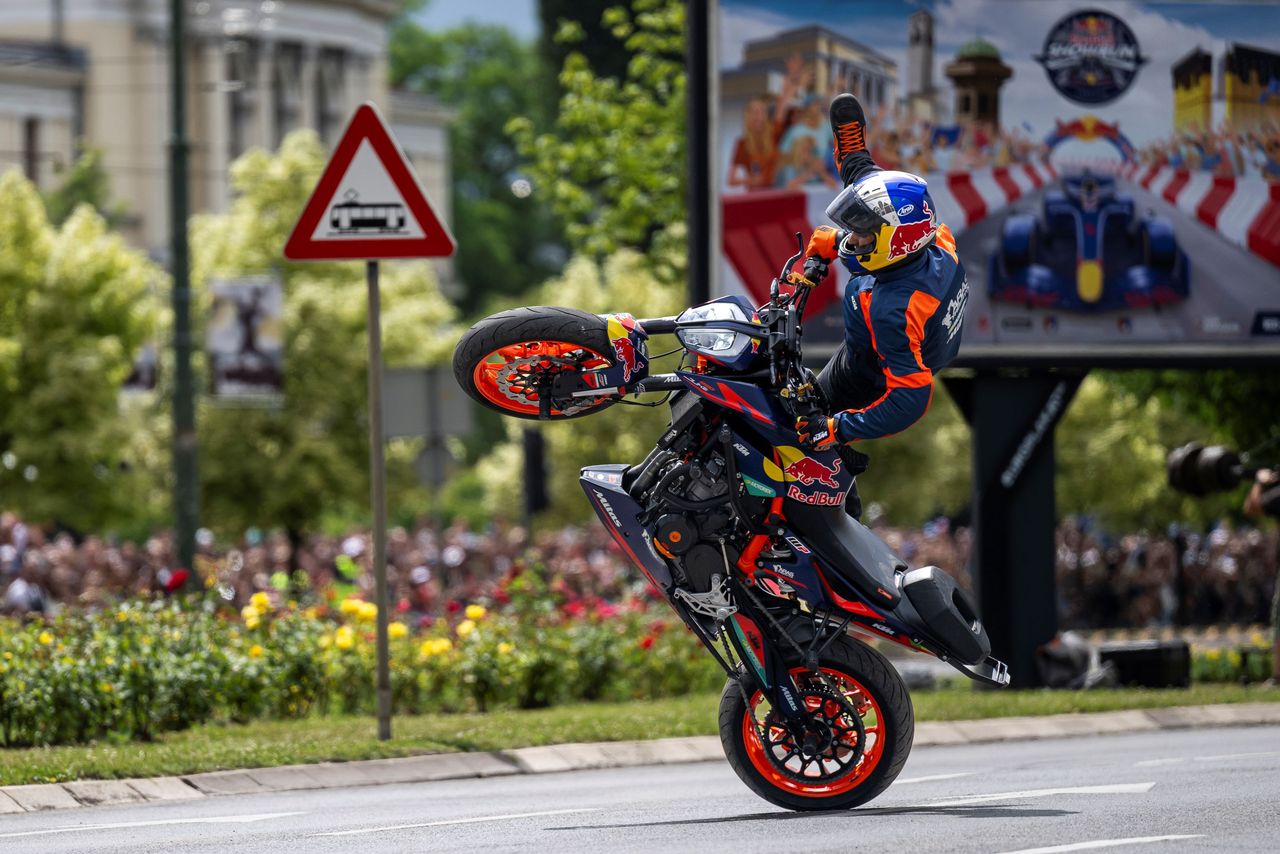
(1244, 467), (1280, 688)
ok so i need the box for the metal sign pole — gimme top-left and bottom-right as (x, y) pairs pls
(366, 260), (392, 740)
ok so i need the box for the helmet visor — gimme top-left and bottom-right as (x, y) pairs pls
(825, 183), (889, 237)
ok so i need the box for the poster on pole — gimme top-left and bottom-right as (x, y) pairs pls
(207, 275), (284, 400)
(711, 0), (1280, 365)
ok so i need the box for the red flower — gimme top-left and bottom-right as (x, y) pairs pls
(494, 588), (511, 606)
(164, 568), (189, 593)
(639, 635), (656, 650)
(446, 600), (462, 615)
(564, 600), (586, 619)
(396, 598), (411, 613)
(648, 618), (668, 635)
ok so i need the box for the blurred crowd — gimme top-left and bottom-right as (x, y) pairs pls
(1134, 121), (1280, 180)
(3, 508), (1275, 631)
(726, 53), (1045, 193)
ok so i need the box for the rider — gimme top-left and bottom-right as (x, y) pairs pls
(790, 95), (969, 504)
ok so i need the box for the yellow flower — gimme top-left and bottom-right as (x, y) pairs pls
(104, 656), (115, 667)
(319, 633), (333, 649)
(339, 598), (362, 616)
(456, 619), (476, 638)
(287, 599), (298, 610)
(303, 606), (319, 620)
(245, 614), (261, 631)
(419, 637), (453, 657)
(37, 631), (53, 646)
(389, 622), (408, 639)
(115, 610), (128, 622)
(248, 644), (264, 658)
(498, 642), (513, 655)
(1207, 649), (1221, 661)
(357, 601), (378, 623)
(241, 604), (261, 623)
(100, 682), (113, 693)
(335, 626), (355, 650)
(250, 592), (271, 612)
(465, 604), (488, 621)
(2, 651), (12, 661)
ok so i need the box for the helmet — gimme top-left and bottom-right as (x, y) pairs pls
(825, 170), (938, 273)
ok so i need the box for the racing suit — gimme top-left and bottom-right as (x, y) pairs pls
(810, 152), (970, 514)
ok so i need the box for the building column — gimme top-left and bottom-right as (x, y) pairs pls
(204, 39), (230, 211)
(299, 43), (318, 134)
(255, 38), (275, 150)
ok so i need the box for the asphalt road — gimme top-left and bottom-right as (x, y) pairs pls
(3, 725), (1278, 853)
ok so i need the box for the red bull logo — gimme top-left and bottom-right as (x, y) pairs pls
(886, 199), (935, 261)
(783, 456), (842, 489)
(612, 336), (638, 382)
(606, 314), (641, 383)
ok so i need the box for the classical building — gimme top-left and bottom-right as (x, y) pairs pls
(0, 0), (452, 265)
(944, 36), (1012, 127)
(1222, 42), (1280, 132)
(0, 39), (84, 191)
(1172, 48), (1212, 132)
(904, 10), (943, 123)
(721, 25), (897, 115)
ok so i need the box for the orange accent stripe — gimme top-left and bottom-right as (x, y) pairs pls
(904, 290), (940, 372)
(935, 223), (958, 261)
(886, 370), (933, 389)
(858, 290), (877, 353)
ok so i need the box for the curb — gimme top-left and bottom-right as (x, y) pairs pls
(3, 701), (1278, 814)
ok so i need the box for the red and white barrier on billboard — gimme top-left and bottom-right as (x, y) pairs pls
(1086, 160), (1280, 269)
(721, 161), (1057, 304)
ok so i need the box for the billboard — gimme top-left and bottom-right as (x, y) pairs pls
(207, 275), (284, 399)
(713, 0), (1280, 364)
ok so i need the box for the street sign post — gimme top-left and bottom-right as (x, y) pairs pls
(285, 102), (455, 740)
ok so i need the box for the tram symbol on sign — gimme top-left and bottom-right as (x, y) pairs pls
(329, 190), (408, 235)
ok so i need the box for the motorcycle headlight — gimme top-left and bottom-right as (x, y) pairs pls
(675, 302), (756, 360)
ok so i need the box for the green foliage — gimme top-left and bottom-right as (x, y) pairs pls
(508, 0), (686, 263)
(0, 595), (720, 748)
(857, 385), (972, 525)
(42, 149), (123, 227)
(389, 21), (566, 313)
(1107, 369), (1280, 451)
(0, 169), (161, 530)
(190, 131), (459, 536)
(1055, 375), (1238, 530)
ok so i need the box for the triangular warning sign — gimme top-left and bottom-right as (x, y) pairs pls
(284, 103), (456, 261)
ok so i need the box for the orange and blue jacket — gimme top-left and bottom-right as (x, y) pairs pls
(835, 224), (968, 442)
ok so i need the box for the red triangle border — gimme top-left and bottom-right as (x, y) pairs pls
(284, 103), (456, 261)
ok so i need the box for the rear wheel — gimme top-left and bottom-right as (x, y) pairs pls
(453, 306), (618, 420)
(719, 637), (913, 811)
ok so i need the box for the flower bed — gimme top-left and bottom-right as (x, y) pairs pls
(0, 584), (722, 748)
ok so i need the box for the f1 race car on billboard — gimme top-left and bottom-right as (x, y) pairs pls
(988, 172), (1189, 312)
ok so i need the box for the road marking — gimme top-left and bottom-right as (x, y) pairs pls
(1134, 758), (1184, 767)
(311, 808), (599, 837)
(1192, 750), (1280, 762)
(0, 812), (306, 839)
(895, 772), (977, 785)
(995, 834), (1204, 854)
(928, 782), (1155, 807)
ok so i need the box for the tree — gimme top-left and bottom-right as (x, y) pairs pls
(42, 149), (123, 227)
(190, 131), (459, 538)
(0, 170), (161, 530)
(508, 0), (686, 265)
(1107, 369), (1280, 451)
(537, 0), (632, 94)
(389, 21), (566, 314)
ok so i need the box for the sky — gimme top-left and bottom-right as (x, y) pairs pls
(413, 0), (541, 41)
(719, 0), (1280, 147)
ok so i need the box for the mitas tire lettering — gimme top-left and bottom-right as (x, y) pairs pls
(786, 485), (847, 506)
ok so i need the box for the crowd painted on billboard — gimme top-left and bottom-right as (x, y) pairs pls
(2, 508), (1275, 634)
(1135, 121), (1280, 180)
(727, 54), (1048, 193)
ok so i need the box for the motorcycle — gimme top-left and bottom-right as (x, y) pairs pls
(452, 235), (1009, 811)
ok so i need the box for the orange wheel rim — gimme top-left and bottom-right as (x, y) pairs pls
(471, 340), (612, 417)
(741, 665), (886, 798)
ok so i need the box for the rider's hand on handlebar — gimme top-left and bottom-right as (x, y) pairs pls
(786, 270), (819, 288)
(796, 414), (841, 451)
(787, 257), (830, 289)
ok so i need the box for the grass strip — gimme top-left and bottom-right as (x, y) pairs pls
(2, 684), (1276, 787)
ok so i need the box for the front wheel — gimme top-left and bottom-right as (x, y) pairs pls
(453, 306), (618, 420)
(719, 637), (914, 811)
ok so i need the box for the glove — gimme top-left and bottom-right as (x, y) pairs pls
(805, 226), (841, 262)
(796, 414), (841, 451)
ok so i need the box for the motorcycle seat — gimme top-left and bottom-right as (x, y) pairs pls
(785, 502), (903, 608)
